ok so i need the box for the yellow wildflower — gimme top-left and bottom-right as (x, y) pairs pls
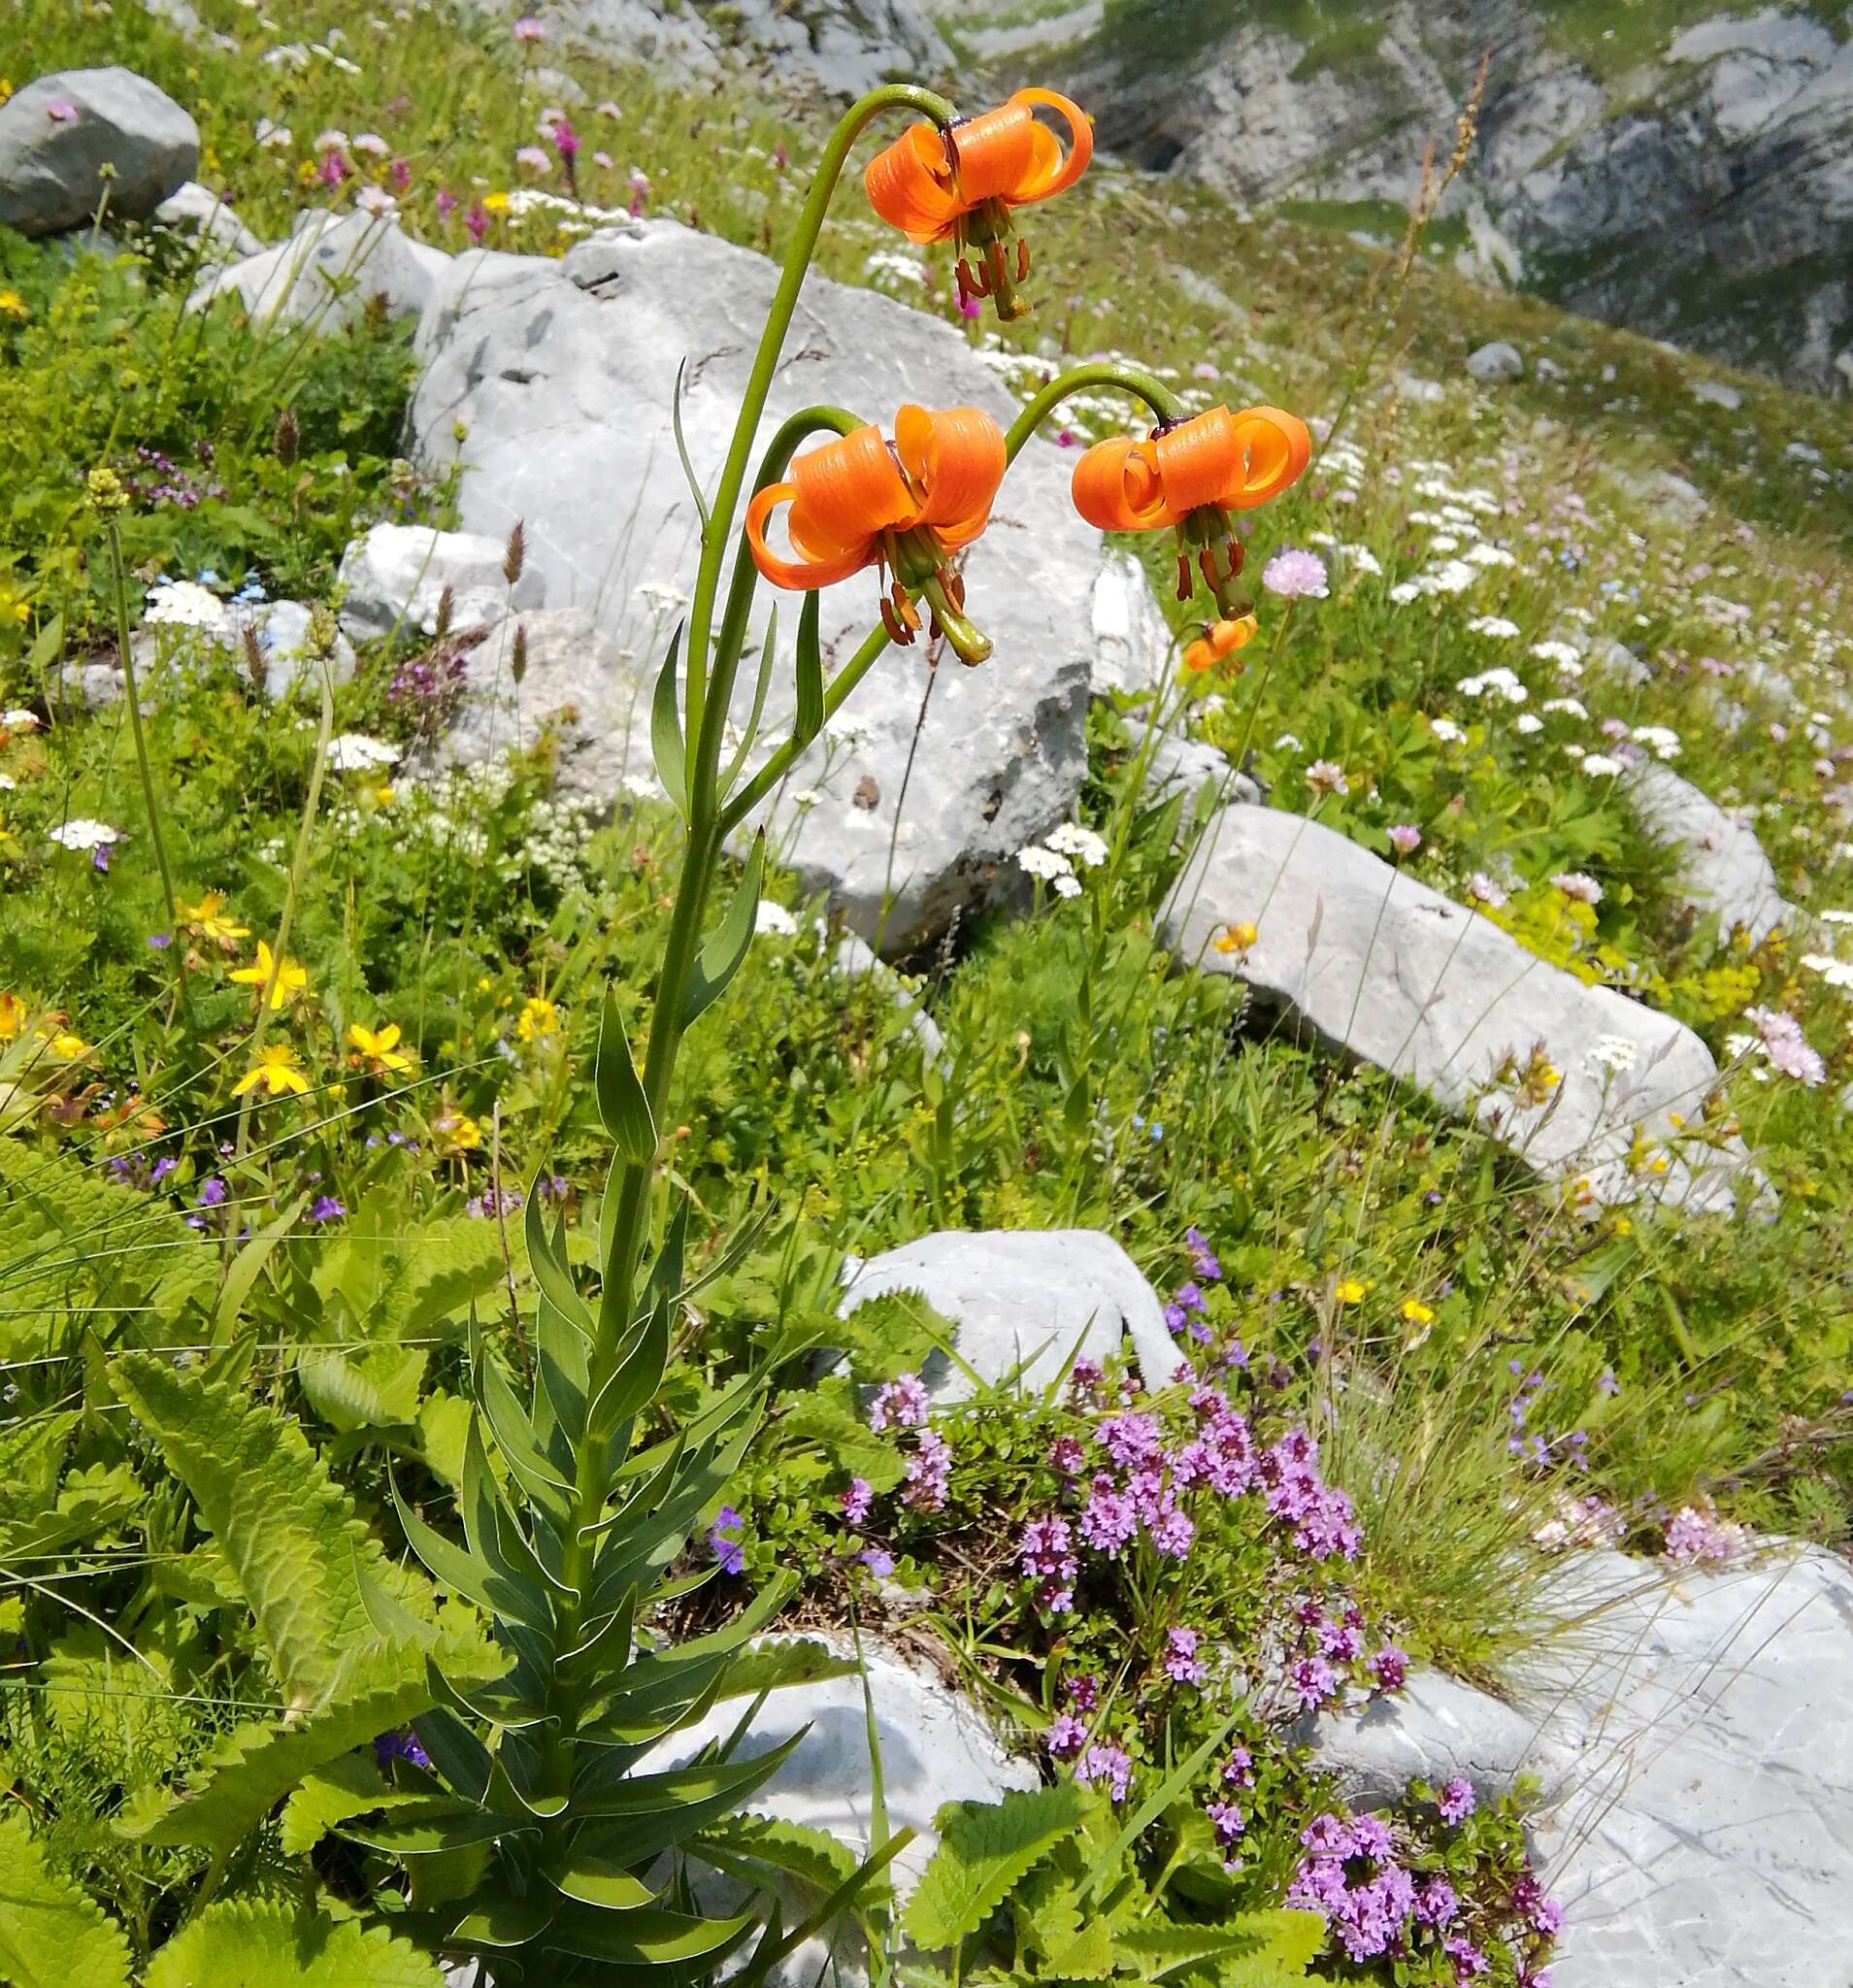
(1335, 1276), (1366, 1305)
(0, 290), (26, 321)
(44, 1028), (91, 1060)
(347, 1020), (415, 1077)
(181, 890), (249, 947)
(230, 941), (308, 1011)
(0, 991), (24, 1040)
(232, 1042), (311, 1098)
(433, 1108), (483, 1154)
(1400, 1298), (1434, 1326)
(1213, 919), (1259, 956)
(482, 190), (511, 215)
(516, 995), (560, 1043)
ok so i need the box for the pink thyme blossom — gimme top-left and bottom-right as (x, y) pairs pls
(901, 1428), (950, 1512)
(1046, 1712), (1087, 1759)
(1370, 1643), (1409, 1691)
(840, 1476), (873, 1524)
(1075, 1743), (1133, 1802)
(464, 201), (489, 244)
(1164, 1625), (1206, 1684)
(1438, 1776), (1476, 1824)
(868, 1373), (929, 1432)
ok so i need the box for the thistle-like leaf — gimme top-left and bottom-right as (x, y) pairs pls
(0, 1809), (131, 1988)
(111, 1353), (405, 1709)
(903, 1781), (1093, 1951)
(682, 834), (764, 1026)
(144, 1901), (443, 1988)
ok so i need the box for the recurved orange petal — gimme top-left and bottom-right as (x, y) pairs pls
(1217, 405), (1311, 511)
(943, 100), (1043, 208)
(785, 422), (915, 559)
(895, 404), (1008, 541)
(1152, 406), (1243, 516)
(1002, 88), (1092, 206)
(746, 481), (872, 591)
(866, 121), (960, 243)
(1072, 434), (1173, 532)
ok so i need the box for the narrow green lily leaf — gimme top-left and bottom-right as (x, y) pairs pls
(524, 1192), (590, 1332)
(538, 1289), (591, 1444)
(547, 1905), (756, 1968)
(462, 1414), (576, 1603)
(672, 360), (711, 536)
(720, 609), (778, 798)
(545, 1861), (657, 1910)
(651, 621), (688, 816)
(792, 590), (823, 749)
(343, 1801), (526, 1857)
(588, 1294), (670, 1439)
(683, 834), (764, 1027)
(389, 1474), (551, 1633)
(478, 1354), (573, 1510)
(595, 990), (656, 1166)
(448, 1890), (554, 1947)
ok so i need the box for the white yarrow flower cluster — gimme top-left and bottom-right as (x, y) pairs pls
(1457, 667), (1528, 704)
(1044, 821), (1108, 869)
(1800, 952), (1853, 989)
(754, 901), (799, 938)
(1632, 724), (1681, 760)
(327, 732), (402, 773)
(1017, 843), (1083, 898)
(48, 818), (121, 851)
(143, 580), (227, 633)
(1588, 1035), (1638, 1076)
(1529, 640), (1582, 672)
(1467, 615), (1520, 639)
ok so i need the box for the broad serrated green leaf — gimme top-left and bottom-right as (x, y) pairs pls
(0, 1809), (131, 1988)
(1014, 1863), (1114, 1980)
(683, 833), (764, 1026)
(0, 1136), (212, 1355)
(595, 989), (657, 1165)
(903, 1781), (1091, 1951)
(1111, 1909), (1327, 1984)
(116, 1638), (439, 1853)
(652, 620), (688, 814)
(111, 1353), (400, 1708)
(296, 1342), (427, 1432)
(694, 1813), (859, 1896)
(145, 1900), (443, 1988)
(280, 1751), (393, 1856)
(778, 1393), (907, 1493)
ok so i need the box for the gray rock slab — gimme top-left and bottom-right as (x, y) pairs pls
(410, 218), (1106, 954)
(647, 1632), (1036, 1988)
(1528, 1545), (1853, 1988)
(837, 1228), (1182, 1405)
(1090, 548), (1174, 699)
(0, 67), (198, 237)
(1161, 804), (1756, 1209)
(123, 600), (354, 702)
(190, 208), (451, 330)
(1467, 340), (1524, 383)
(1625, 762), (1789, 945)
(338, 523), (546, 642)
(1126, 724), (1260, 812)
(832, 934), (946, 1067)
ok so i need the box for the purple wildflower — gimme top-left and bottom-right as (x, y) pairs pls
(1438, 1776), (1475, 1825)
(1163, 1625), (1206, 1685)
(1046, 1712), (1087, 1760)
(902, 1429), (950, 1512)
(1445, 1938), (1490, 1979)
(841, 1477), (873, 1524)
(1185, 1224), (1220, 1278)
(1075, 1743), (1133, 1803)
(707, 1504), (745, 1575)
(859, 1546), (894, 1576)
(308, 1195), (346, 1223)
(869, 1373), (930, 1432)
(1370, 1643), (1409, 1692)
(374, 1728), (433, 1772)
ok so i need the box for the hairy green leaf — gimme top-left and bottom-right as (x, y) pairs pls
(111, 1353), (407, 1708)
(145, 1901), (443, 1988)
(903, 1781), (1092, 1951)
(0, 1809), (131, 1988)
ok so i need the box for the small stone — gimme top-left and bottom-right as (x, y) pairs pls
(836, 1229), (1180, 1405)
(1624, 761), (1788, 944)
(1466, 340), (1524, 384)
(338, 523), (545, 642)
(150, 181), (265, 260)
(190, 208), (451, 331)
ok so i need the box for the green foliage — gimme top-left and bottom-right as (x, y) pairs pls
(0, 1807), (132, 1988)
(144, 1901), (443, 1987)
(905, 1782), (1092, 1949)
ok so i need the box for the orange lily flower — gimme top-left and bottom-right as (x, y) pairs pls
(1073, 403), (1310, 618)
(745, 404), (1007, 665)
(866, 88), (1091, 318)
(1182, 615), (1258, 675)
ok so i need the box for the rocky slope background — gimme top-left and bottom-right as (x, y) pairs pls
(533, 0), (1853, 392)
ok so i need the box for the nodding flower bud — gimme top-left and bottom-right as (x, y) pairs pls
(273, 408), (299, 467)
(512, 622), (528, 686)
(503, 518), (526, 586)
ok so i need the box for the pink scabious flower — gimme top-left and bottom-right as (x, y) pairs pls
(1305, 758), (1348, 798)
(1550, 869), (1603, 905)
(1466, 871), (1507, 909)
(515, 145), (551, 176)
(1387, 822), (1422, 854)
(868, 1373), (930, 1432)
(317, 149), (350, 189)
(1746, 1005), (1826, 1085)
(1163, 1625), (1206, 1684)
(512, 14), (546, 41)
(1262, 547), (1329, 600)
(1075, 1743), (1133, 1802)
(1438, 1775), (1476, 1825)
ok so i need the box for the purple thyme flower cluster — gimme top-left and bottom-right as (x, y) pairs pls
(864, 1374), (949, 1513)
(387, 644), (470, 735)
(868, 1373), (930, 1431)
(1259, 1423), (1362, 1561)
(116, 444), (225, 511)
(465, 1185), (524, 1219)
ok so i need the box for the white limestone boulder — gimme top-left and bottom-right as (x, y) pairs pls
(150, 181), (265, 260)
(1160, 804), (1758, 1209)
(836, 1227), (1182, 1405)
(410, 218), (1106, 954)
(189, 208), (451, 331)
(337, 523), (546, 642)
(1624, 761), (1788, 945)
(1466, 340), (1524, 384)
